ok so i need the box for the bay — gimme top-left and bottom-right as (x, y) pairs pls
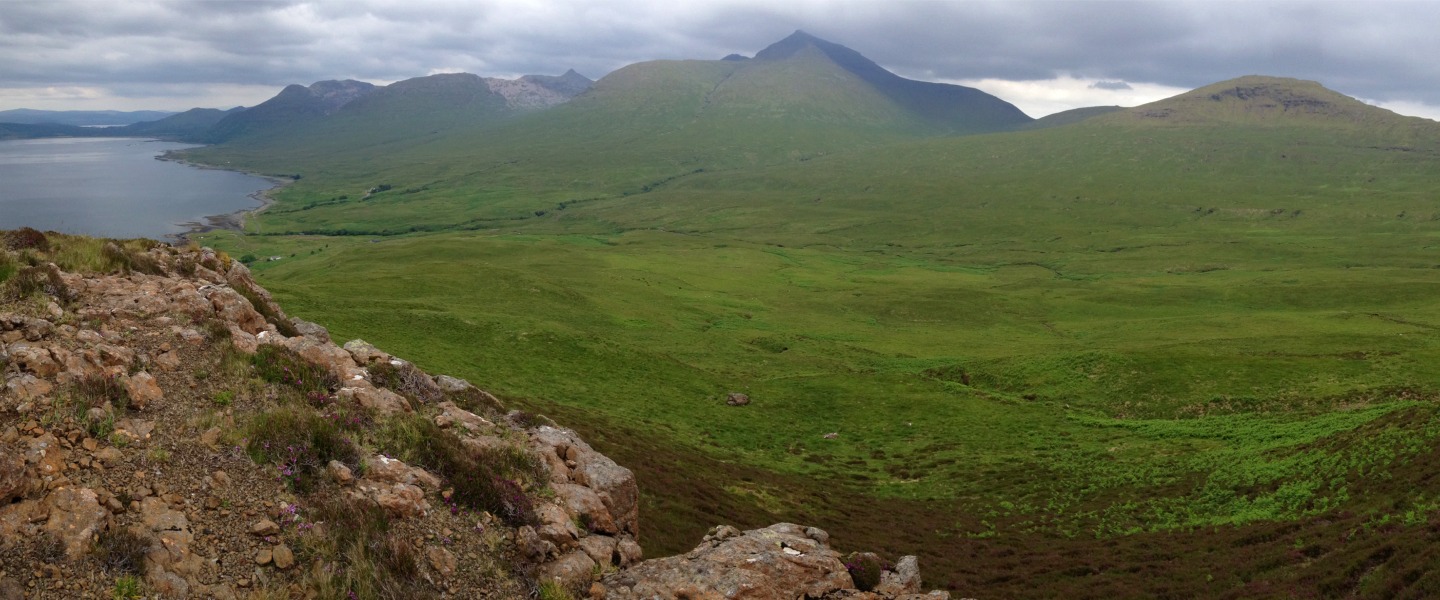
(0, 137), (277, 240)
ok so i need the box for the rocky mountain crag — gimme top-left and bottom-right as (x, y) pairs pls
(0, 235), (949, 599)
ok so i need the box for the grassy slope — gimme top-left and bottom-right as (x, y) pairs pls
(179, 51), (931, 235)
(187, 77), (1440, 596)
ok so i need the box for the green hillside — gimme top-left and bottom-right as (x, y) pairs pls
(179, 34), (1030, 236)
(116, 107), (238, 141)
(201, 79), (377, 143)
(186, 58), (1440, 598)
(1021, 105), (1123, 129)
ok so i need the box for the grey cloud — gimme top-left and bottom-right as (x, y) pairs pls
(1090, 81), (1133, 91)
(1, 0), (1438, 110)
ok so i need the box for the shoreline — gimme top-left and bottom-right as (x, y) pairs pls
(159, 151), (293, 243)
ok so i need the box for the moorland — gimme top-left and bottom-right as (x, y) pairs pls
(50, 32), (1440, 597)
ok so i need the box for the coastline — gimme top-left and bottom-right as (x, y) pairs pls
(159, 151), (293, 243)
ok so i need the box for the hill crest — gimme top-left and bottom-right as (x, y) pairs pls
(1100, 75), (1433, 129)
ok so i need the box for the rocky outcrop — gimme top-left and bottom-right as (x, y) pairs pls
(0, 241), (953, 599)
(599, 524), (948, 600)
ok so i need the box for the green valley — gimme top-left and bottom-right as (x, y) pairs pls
(177, 33), (1440, 597)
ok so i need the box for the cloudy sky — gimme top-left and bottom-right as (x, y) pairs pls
(3, 0), (1439, 119)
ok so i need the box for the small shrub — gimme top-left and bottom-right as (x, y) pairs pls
(96, 528), (150, 575)
(509, 410), (555, 429)
(212, 390), (234, 406)
(239, 254), (257, 265)
(844, 552), (889, 592)
(100, 242), (131, 272)
(3, 227), (49, 251)
(35, 533), (66, 563)
(201, 318), (232, 343)
(369, 360), (442, 403)
(246, 406), (359, 492)
(3, 263), (73, 304)
(379, 415), (543, 526)
(174, 256), (197, 277)
(445, 386), (507, 418)
(250, 344), (337, 396)
(128, 250), (165, 275)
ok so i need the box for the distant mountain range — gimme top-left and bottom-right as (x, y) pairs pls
(0, 108), (175, 126)
(2, 31), (1431, 148)
(0, 70), (594, 143)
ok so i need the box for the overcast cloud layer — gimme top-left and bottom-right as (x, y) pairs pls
(3, 0), (1439, 119)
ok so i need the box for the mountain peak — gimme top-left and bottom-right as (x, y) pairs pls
(754, 30), (832, 61)
(747, 30), (1032, 133)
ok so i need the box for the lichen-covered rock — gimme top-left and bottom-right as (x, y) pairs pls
(365, 455), (441, 490)
(7, 343), (61, 378)
(555, 483), (617, 535)
(42, 487), (110, 558)
(529, 426), (638, 537)
(207, 287), (269, 335)
(290, 318), (331, 343)
(875, 555), (923, 596)
(535, 501), (580, 550)
(0, 446), (31, 504)
(601, 524), (949, 600)
(354, 481), (430, 518)
(123, 371), (163, 410)
(601, 523), (852, 599)
(539, 549), (597, 594)
(273, 335), (364, 381)
(24, 434), (67, 479)
(338, 386), (412, 416)
(342, 339), (390, 366)
(0, 313), (53, 341)
(435, 401), (495, 433)
(427, 546), (458, 578)
(578, 534), (619, 566)
(4, 374), (52, 402)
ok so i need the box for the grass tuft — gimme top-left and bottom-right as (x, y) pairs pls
(111, 575), (144, 600)
(537, 580), (577, 600)
(301, 494), (436, 600)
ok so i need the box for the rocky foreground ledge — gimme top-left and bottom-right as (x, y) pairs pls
(0, 234), (950, 599)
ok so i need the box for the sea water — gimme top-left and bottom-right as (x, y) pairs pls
(0, 137), (275, 240)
